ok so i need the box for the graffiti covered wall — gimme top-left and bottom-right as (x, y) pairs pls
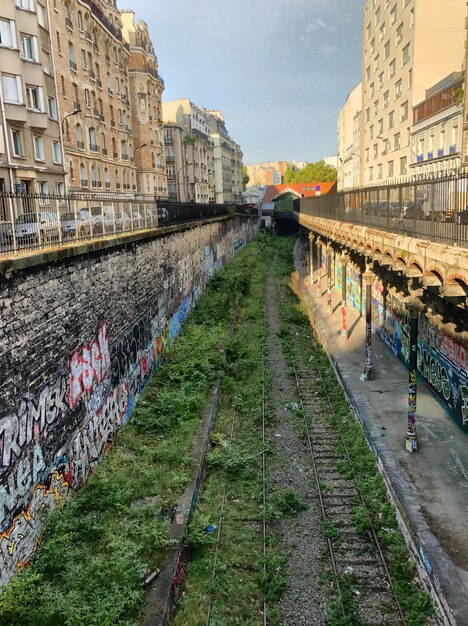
(0, 217), (256, 589)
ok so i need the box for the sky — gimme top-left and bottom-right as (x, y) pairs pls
(127, 0), (365, 164)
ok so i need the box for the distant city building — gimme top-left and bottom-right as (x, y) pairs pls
(205, 110), (243, 204)
(164, 124), (188, 202)
(243, 185), (266, 208)
(410, 73), (463, 178)
(360, 0), (466, 185)
(245, 161), (306, 186)
(337, 83), (362, 191)
(323, 155), (338, 170)
(162, 99), (214, 203)
(0, 0), (65, 197)
(121, 12), (167, 199)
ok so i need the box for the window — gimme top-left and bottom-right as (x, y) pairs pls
(2, 74), (22, 104)
(395, 79), (402, 99)
(370, 82), (375, 98)
(16, 0), (33, 10)
(26, 85), (43, 111)
(388, 110), (395, 129)
(402, 43), (410, 65)
(408, 69), (412, 89)
(80, 163), (87, 186)
(378, 72), (384, 89)
(389, 58), (396, 78)
(400, 156), (407, 175)
(77, 11), (83, 31)
(56, 32), (61, 54)
(373, 100), (379, 116)
(365, 148), (370, 162)
(400, 100), (408, 121)
(52, 141), (62, 163)
(377, 163), (383, 179)
(11, 129), (23, 156)
(33, 135), (44, 160)
(38, 181), (48, 196)
(379, 22), (385, 42)
(388, 160), (394, 177)
(369, 166), (374, 181)
(366, 66), (370, 82)
(409, 9), (414, 29)
(0, 19), (16, 48)
(394, 132), (401, 150)
(383, 91), (389, 108)
(375, 7), (380, 25)
(390, 4), (397, 24)
(370, 124), (374, 140)
(88, 127), (97, 151)
(68, 42), (76, 69)
(80, 49), (87, 68)
(366, 107), (370, 122)
(384, 40), (390, 60)
(374, 55), (379, 72)
(396, 23), (403, 45)
(56, 182), (65, 196)
(378, 118), (383, 134)
(37, 3), (47, 28)
(370, 38), (375, 55)
(48, 96), (57, 119)
(373, 143), (378, 158)
(20, 34), (37, 61)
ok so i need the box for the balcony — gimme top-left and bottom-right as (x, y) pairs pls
(101, 148), (107, 156)
(105, 54), (110, 64)
(96, 79), (102, 89)
(90, 143), (99, 152)
(85, 31), (92, 42)
(113, 151), (118, 158)
(89, 69), (96, 80)
(81, 0), (123, 43)
(93, 43), (99, 54)
(65, 17), (73, 30)
(77, 141), (84, 149)
(121, 153), (128, 161)
(91, 107), (100, 117)
(91, 180), (98, 188)
(108, 87), (113, 96)
(105, 181), (111, 189)
(70, 60), (77, 71)
(81, 179), (88, 187)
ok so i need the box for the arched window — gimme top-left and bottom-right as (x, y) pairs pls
(80, 163), (87, 186)
(104, 168), (110, 189)
(76, 123), (83, 147)
(101, 132), (106, 154)
(88, 128), (97, 151)
(115, 169), (120, 189)
(69, 160), (74, 180)
(91, 164), (97, 187)
(77, 11), (83, 31)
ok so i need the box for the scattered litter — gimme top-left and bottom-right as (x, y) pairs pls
(204, 524), (217, 534)
(344, 566), (354, 575)
(233, 499), (240, 503)
(275, 433), (282, 438)
(144, 569), (161, 586)
(381, 527), (395, 533)
(353, 589), (361, 596)
(359, 373), (366, 381)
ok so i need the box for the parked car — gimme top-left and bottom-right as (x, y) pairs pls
(61, 211), (92, 238)
(14, 212), (60, 244)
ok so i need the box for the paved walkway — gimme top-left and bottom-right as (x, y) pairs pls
(294, 242), (468, 626)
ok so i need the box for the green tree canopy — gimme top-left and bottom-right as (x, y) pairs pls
(283, 160), (337, 184)
(242, 166), (250, 189)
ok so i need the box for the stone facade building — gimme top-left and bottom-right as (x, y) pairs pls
(52, 0), (137, 196)
(121, 11), (167, 199)
(206, 110), (243, 204)
(162, 99), (215, 203)
(337, 82), (362, 191)
(0, 0), (65, 202)
(164, 123), (187, 202)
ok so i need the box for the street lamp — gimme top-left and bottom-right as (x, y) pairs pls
(61, 107), (81, 135)
(176, 162), (193, 202)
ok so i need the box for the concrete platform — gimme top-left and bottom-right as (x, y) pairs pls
(294, 242), (468, 626)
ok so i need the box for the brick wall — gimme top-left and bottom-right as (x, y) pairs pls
(0, 216), (257, 588)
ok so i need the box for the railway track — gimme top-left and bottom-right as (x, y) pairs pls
(289, 326), (406, 626)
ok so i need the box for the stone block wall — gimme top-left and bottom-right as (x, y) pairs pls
(0, 216), (257, 588)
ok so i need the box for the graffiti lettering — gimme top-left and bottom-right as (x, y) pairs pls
(69, 323), (111, 408)
(422, 350), (451, 401)
(0, 376), (68, 469)
(461, 386), (468, 425)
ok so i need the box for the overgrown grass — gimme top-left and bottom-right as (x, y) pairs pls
(0, 237), (268, 626)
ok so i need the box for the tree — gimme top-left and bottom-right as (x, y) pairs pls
(284, 160), (337, 184)
(242, 166), (250, 190)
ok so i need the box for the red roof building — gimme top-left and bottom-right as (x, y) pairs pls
(263, 182), (337, 203)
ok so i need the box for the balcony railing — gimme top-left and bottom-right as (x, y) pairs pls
(438, 148), (444, 157)
(70, 60), (77, 70)
(298, 171), (468, 246)
(450, 144), (457, 154)
(90, 143), (99, 152)
(65, 17), (73, 30)
(427, 151), (434, 160)
(81, 0), (123, 42)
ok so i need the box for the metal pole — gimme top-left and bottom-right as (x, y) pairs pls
(316, 238), (321, 297)
(406, 306), (419, 452)
(362, 267), (374, 380)
(341, 255), (348, 339)
(309, 233), (314, 285)
(326, 245), (332, 314)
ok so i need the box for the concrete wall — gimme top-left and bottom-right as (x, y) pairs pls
(0, 216), (257, 589)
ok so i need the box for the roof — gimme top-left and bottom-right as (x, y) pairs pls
(263, 182), (337, 203)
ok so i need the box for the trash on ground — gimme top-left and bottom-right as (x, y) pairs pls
(204, 524), (217, 534)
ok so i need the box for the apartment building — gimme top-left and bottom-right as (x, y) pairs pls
(0, 0), (65, 201)
(410, 73), (463, 178)
(245, 161), (306, 186)
(206, 110), (243, 204)
(53, 0), (136, 195)
(164, 123), (187, 202)
(162, 99), (215, 204)
(121, 11), (167, 199)
(337, 82), (362, 191)
(361, 0), (466, 186)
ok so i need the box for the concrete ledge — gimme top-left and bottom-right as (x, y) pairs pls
(0, 216), (231, 278)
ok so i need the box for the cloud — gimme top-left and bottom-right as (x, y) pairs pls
(307, 18), (336, 32)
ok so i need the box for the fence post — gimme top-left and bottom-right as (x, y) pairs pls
(362, 265), (374, 380)
(55, 195), (63, 245)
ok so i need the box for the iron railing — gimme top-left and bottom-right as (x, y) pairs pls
(0, 193), (247, 257)
(298, 171), (468, 246)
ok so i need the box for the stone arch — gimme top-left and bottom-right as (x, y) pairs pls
(393, 256), (407, 272)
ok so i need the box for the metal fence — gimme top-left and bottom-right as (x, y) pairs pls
(0, 193), (239, 257)
(298, 172), (468, 246)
